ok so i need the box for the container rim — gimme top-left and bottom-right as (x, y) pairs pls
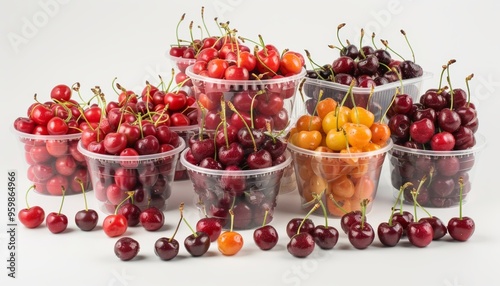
(390, 133), (486, 157)
(77, 137), (186, 162)
(303, 71), (433, 93)
(169, 124), (199, 132)
(11, 125), (82, 141)
(287, 139), (393, 159)
(186, 65), (307, 86)
(180, 148), (292, 177)
(167, 53), (197, 64)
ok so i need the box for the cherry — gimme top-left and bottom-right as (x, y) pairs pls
(286, 217), (315, 238)
(102, 194), (131, 237)
(253, 209), (279, 251)
(448, 177), (475, 241)
(183, 210), (210, 257)
(196, 216), (223, 243)
(407, 189), (434, 247)
(139, 204), (164, 231)
(430, 131), (455, 151)
(409, 118), (435, 144)
(50, 84), (72, 102)
(114, 237), (140, 261)
(118, 202), (142, 227)
(46, 186), (69, 234)
(217, 210), (244, 256)
(391, 183), (414, 236)
(437, 108), (461, 133)
(312, 196), (339, 249)
(287, 203), (319, 258)
(155, 203), (186, 261)
(74, 178), (99, 231)
(340, 210), (363, 234)
(348, 199), (374, 249)
(18, 185), (45, 228)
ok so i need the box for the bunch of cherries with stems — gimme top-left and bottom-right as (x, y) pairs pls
(14, 83), (92, 195)
(18, 182), (99, 233)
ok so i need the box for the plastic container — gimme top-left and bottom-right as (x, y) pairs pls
(300, 72), (433, 122)
(169, 124), (199, 181)
(388, 134), (486, 208)
(168, 54), (196, 74)
(77, 137), (185, 213)
(12, 128), (91, 196)
(180, 148), (292, 230)
(186, 65), (306, 135)
(287, 140), (393, 217)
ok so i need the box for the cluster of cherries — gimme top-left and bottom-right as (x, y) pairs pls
(13, 83), (91, 195)
(184, 121), (289, 230)
(78, 81), (188, 212)
(302, 24), (424, 110)
(18, 181), (98, 234)
(388, 60), (479, 207)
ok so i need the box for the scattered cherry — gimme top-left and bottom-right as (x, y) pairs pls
(287, 203), (319, 258)
(253, 209), (279, 251)
(155, 203), (185, 261)
(114, 237), (140, 261)
(46, 186), (69, 234)
(18, 185), (45, 229)
(348, 199), (374, 249)
(74, 178), (99, 231)
(217, 210), (244, 256)
(447, 177), (475, 241)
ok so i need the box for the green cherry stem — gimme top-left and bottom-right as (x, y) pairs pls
(24, 185), (36, 210)
(297, 203), (320, 235)
(75, 178), (89, 211)
(57, 186), (66, 215)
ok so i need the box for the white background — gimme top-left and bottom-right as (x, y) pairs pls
(1, 1), (499, 285)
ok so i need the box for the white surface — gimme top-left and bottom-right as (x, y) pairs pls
(1, 1), (499, 285)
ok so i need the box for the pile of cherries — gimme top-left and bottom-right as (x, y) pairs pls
(78, 82), (186, 213)
(388, 60), (480, 207)
(302, 25), (424, 110)
(183, 122), (289, 230)
(13, 83), (91, 195)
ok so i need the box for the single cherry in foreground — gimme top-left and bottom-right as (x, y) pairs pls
(139, 203), (164, 231)
(46, 186), (69, 234)
(103, 193), (131, 237)
(155, 203), (185, 261)
(348, 199), (374, 249)
(447, 177), (475, 242)
(18, 185), (45, 229)
(407, 189), (434, 247)
(114, 237), (140, 261)
(196, 216), (223, 243)
(74, 178), (99, 231)
(312, 194), (339, 249)
(217, 210), (244, 256)
(253, 209), (279, 251)
(183, 211), (210, 257)
(287, 203), (319, 258)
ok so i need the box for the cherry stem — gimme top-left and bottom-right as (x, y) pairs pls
(381, 39), (405, 61)
(297, 203), (320, 235)
(445, 59), (457, 110)
(410, 189), (419, 222)
(336, 23), (346, 50)
(358, 29), (366, 59)
(200, 7), (210, 37)
(197, 101), (207, 141)
(413, 176), (432, 217)
(465, 74), (474, 107)
(328, 194), (348, 214)
(220, 99), (229, 148)
(336, 80), (355, 130)
(313, 191), (329, 227)
(182, 216), (198, 238)
(174, 13), (186, 47)
(229, 209), (235, 233)
(458, 177), (464, 219)
(228, 101), (257, 151)
(170, 203), (185, 242)
(371, 32), (378, 49)
(310, 90), (324, 120)
(24, 185), (36, 210)
(400, 30), (416, 63)
(360, 199), (369, 229)
(75, 178), (89, 211)
(392, 182), (413, 215)
(57, 186), (66, 215)
(250, 91), (264, 128)
(261, 209), (270, 227)
(305, 49), (328, 79)
(115, 192), (134, 216)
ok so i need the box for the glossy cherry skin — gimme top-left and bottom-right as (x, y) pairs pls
(196, 217), (223, 242)
(118, 203), (142, 227)
(407, 220), (434, 247)
(312, 225), (339, 250)
(348, 222), (375, 249)
(253, 225), (279, 250)
(184, 232), (211, 257)
(419, 216), (447, 240)
(447, 217), (475, 241)
(287, 232), (315, 258)
(75, 209), (99, 231)
(139, 207), (164, 231)
(340, 210), (362, 234)
(286, 218), (315, 238)
(377, 222), (403, 247)
(18, 206), (45, 228)
(103, 214), (128, 237)
(46, 212), (68, 234)
(114, 237), (140, 261)
(154, 237), (180, 261)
